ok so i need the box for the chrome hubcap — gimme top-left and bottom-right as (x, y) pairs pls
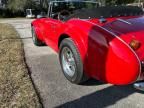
(61, 47), (76, 77)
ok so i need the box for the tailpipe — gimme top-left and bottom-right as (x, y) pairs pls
(133, 81), (144, 91)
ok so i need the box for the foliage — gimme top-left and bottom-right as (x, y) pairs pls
(105, 0), (136, 5)
(0, 0), (143, 17)
(0, 9), (10, 17)
(40, 0), (49, 10)
(0, 23), (41, 108)
(1, 0), (49, 15)
(7, 0), (35, 14)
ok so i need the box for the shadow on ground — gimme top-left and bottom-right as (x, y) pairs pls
(24, 52), (143, 108)
(81, 78), (105, 86)
(56, 83), (141, 108)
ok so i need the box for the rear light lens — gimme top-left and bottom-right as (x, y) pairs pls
(129, 39), (141, 50)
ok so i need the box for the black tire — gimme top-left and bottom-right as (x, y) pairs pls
(31, 26), (44, 46)
(59, 38), (88, 84)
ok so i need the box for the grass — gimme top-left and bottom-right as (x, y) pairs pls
(0, 24), (41, 107)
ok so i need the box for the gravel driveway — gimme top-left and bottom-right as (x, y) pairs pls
(0, 18), (144, 108)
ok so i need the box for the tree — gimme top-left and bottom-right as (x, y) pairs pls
(40, 0), (48, 10)
(105, 0), (136, 5)
(7, 0), (35, 13)
(1, 0), (8, 8)
(116, 0), (136, 4)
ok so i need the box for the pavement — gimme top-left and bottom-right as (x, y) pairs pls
(0, 18), (144, 108)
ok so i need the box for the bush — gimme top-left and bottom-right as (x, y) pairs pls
(0, 8), (25, 18)
(0, 8), (14, 18)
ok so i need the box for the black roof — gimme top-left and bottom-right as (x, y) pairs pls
(49, 0), (97, 2)
(66, 6), (143, 20)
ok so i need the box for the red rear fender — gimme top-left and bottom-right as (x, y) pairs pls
(105, 38), (141, 85)
(60, 20), (92, 62)
(62, 29), (88, 62)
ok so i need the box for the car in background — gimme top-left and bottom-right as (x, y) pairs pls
(26, 9), (36, 18)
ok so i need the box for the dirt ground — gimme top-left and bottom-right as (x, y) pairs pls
(0, 23), (41, 107)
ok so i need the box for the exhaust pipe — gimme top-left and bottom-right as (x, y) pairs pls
(133, 81), (144, 91)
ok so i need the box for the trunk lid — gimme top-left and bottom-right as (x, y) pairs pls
(103, 16), (144, 60)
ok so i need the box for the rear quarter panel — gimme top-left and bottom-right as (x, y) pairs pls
(63, 19), (140, 85)
(32, 18), (140, 85)
(106, 38), (140, 85)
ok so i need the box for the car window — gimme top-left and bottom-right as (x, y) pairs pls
(52, 2), (99, 13)
(49, 1), (143, 20)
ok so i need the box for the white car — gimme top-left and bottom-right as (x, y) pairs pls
(26, 9), (35, 18)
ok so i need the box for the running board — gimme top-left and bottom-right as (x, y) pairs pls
(133, 82), (144, 91)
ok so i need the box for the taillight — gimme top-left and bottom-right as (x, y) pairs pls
(129, 39), (141, 50)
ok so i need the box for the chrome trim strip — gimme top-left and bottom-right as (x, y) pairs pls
(117, 18), (132, 25)
(83, 20), (141, 82)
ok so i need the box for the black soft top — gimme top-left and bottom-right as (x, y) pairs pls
(66, 6), (143, 20)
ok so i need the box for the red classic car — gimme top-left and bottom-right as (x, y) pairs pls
(31, 1), (144, 90)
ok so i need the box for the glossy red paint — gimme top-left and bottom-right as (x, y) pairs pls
(32, 15), (144, 85)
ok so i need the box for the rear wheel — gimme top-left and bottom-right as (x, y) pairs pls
(31, 26), (44, 46)
(59, 38), (88, 84)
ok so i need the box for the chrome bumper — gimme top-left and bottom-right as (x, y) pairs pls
(134, 82), (144, 91)
(134, 61), (144, 91)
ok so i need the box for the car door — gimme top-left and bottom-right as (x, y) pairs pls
(38, 18), (52, 45)
(38, 2), (63, 50)
(35, 18), (49, 42)
(42, 18), (63, 50)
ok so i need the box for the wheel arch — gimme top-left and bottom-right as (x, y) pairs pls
(58, 31), (88, 64)
(31, 23), (33, 27)
(58, 34), (70, 48)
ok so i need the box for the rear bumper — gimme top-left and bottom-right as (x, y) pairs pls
(137, 61), (144, 81)
(133, 61), (144, 91)
(134, 81), (144, 91)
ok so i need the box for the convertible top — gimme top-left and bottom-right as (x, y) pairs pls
(66, 6), (143, 20)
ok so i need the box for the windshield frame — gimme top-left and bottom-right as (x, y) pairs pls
(48, 1), (102, 18)
(47, 1), (143, 20)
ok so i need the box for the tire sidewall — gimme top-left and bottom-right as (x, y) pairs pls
(31, 26), (38, 45)
(59, 39), (83, 84)
(31, 26), (43, 46)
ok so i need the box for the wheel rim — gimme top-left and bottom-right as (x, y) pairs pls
(61, 47), (76, 77)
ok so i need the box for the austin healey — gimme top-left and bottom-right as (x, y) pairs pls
(31, 0), (144, 91)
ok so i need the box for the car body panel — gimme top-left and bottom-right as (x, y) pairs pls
(103, 17), (144, 61)
(32, 15), (144, 85)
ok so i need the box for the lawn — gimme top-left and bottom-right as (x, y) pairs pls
(0, 24), (42, 107)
